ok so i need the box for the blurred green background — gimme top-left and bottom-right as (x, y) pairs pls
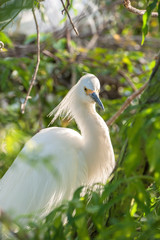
(0, 0), (160, 239)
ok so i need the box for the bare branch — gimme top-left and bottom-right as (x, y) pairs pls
(62, 0), (70, 14)
(21, 8), (40, 114)
(60, 0), (79, 36)
(106, 81), (148, 126)
(118, 70), (137, 92)
(66, 26), (77, 86)
(123, 0), (158, 17)
(107, 52), (160, 126)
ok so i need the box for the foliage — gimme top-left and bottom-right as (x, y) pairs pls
(0, 0), (160, 239)
(142, 0), (159, 44)
(0, 0), (34, 31)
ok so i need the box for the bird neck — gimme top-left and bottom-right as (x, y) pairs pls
(73, 103), (114, 184)
(74, 103), (105, 140)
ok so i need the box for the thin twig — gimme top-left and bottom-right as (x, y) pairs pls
(106, 81), (148, 126)
(62, 0), (70, 14)
(107, 52), (160, 126)
(123, 0), (158, 17)
(21, 8), (40, 114)
(42, 49), (60, 61)
(66, 25), (77, 86)
(118, 70), (137, 92)
(60, 0), (79, 36)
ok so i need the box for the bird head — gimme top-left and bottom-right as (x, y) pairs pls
(48, 74), (104, 125)
(77, 74), (104, 110)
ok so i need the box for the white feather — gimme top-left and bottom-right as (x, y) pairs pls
(0, 74), (115, 221)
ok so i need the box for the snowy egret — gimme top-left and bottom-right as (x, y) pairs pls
(0, 74), (115, 219)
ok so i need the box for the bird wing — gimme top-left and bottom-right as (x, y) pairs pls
(0, 127), (87, 218)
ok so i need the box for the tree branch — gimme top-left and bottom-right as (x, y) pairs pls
(62, 0), (70, 14)
(118, 70), (137, 92)
(106, 81), (148, 126)
(21, 8), (40, 114)
(60, 0), (79, 36)
(123, 0), (158, 17)
(107, 52), (160, 126)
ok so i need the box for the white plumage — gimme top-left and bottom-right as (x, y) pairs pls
(0, 74), (115, 220)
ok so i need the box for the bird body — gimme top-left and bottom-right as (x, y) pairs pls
(0, 74), (115, 219)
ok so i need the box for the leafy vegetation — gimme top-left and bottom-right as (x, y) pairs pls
(0, 0), (160, 239)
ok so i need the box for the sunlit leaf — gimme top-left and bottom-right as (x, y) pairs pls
(0, 0), (34, 30)
(142, 0), (158, 45)
(0, 32), (13, 47)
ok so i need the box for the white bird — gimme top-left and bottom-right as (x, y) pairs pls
(0, 74), (115, 220)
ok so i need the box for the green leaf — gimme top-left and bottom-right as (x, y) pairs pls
(0, 0), (11, 7)
(0, 32), (13, 47)
(53, 38), (67, 50)
(0, 0), (34, 31)
(141, 0), (158, 45)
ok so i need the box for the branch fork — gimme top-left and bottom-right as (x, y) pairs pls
(123, 0), (158, 17)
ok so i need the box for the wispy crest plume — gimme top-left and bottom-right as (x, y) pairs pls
(48, 84), (77, 126)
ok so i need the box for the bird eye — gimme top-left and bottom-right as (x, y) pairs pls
(84, 87), (87, 92)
